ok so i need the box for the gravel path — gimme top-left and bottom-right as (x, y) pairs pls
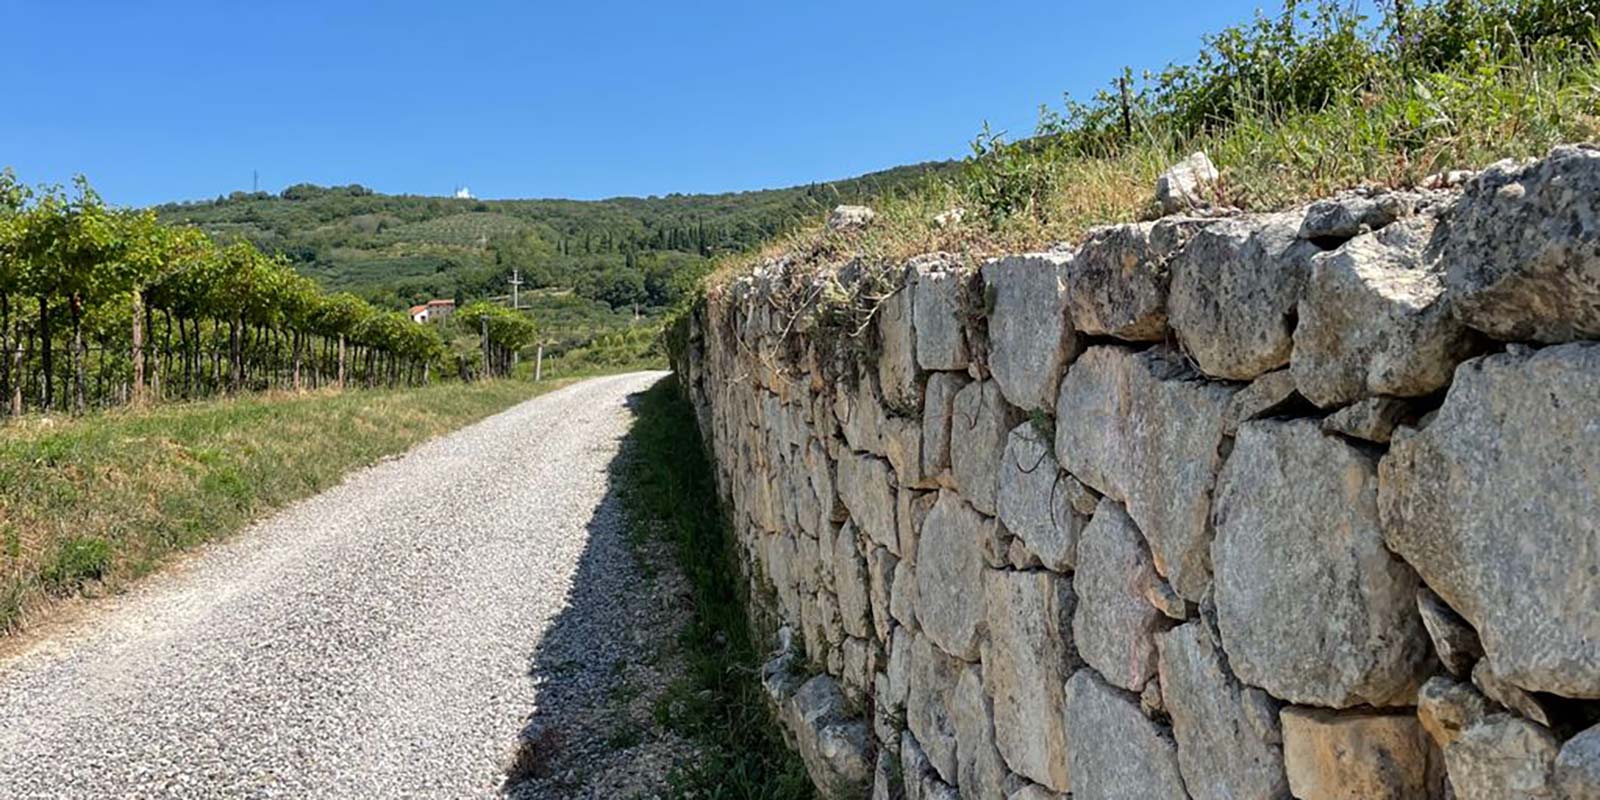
(0, 371), (680, 799)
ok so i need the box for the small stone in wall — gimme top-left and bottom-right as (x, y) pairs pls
(837, 450), (899, 555)
(952, 661), (1011, 797)
(996, 421), (1087, 572)
(1417, 675), (1494, 750)
(1064, 669), (1188, 800)
(1280, 706), (1444, 800)
(1073, 498), (1168, 692)
(920, 372), (970, 486)
(784, 674), (874, 798)
(984, 568), (1077, 793)
(1213, 418), (1432, 708)
(906, 633), (964, 784)
(1222, 367), (1302, 435)
(1298, 189), (1419, 241)
(950, 380), (1024, 516)
(911, 256), (971, 372)
(868, 546), (899, 643)
(1444, 713), (1561, 800)
(879, 273), (923, 411)
(1321, 395), (1416, 443)
(1380, 342), (1600, 698)
(1415, 587), (1484, 680)
(1555, 724), (1600, 800)
(1169, 211), (1319, 380)
(833, 523), (873, 640)
(981, 253), (1078, 411)
(1436, 144), (1600, 343)
(1471, 660), (1554, 729)
(1155, 151), (1219, 215)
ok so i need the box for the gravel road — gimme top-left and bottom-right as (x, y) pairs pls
(0, 371), (675, 799)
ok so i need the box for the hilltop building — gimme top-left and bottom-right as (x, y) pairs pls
(409, 298), (456, 323)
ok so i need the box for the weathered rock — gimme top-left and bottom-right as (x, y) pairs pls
(891, 556), (920, 632)
(838, 450), (899, 554)
(785, 675), (875, 798)
(898, 488), (937, 565)
(1067, 219), (1205, 340)
(1555, 724), (1600, 800)
(1143, 579), (1192, 621)
(1213, 419), (1431, 708)
(1222, 367), (1302, 435)
(1169, 211), (1319, 380)
(1379, 343), (1600, 698)
(879, 276), (923, 411)
(1157, 620), (1288, 800)
(1280, 706), (1444, 800)
(883, 416), (934, 491)
(953, 662), (1010, 799)
(838, 370), (889, 454)
(983, 568), (1076, 793)
(1156, 151), (1219, 214)
(1436, 144), (1600, 342)
(1064, 669), (1188, 800)
(902, 731), (938, 800)
(1006, 785), (1064, 800)
(996, 422), (1088, 572)
(921, 372), (970, 486)
(828, 204), (876, 232)
(950, 380), (1023, 515)
(1416, 588), (1484, 679)
(906, 634), (963, 783)
(841, 636), (876, 699)
(1073, 498), (1167, 692)
(1472, 660), (1553, 729)
(911, 256), (971, 371)
(1444, 714), (1561, 800)
(1292, 215), (1477, 407)
(1140, 677), (1166, 718)
(1055, 345), (1237, 601)
(981, 254), (1078, 411)
(869, 546), (899, 643)
(915, 492), (989, 661)
(874, 748), (905, 800)
(1299, 190), (1418, 240)
(1321, 395), (1415, 443)
(1417, 676), (1494, 750)
(834, 523), (873, 640)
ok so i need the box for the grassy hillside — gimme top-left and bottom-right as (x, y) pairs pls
(154, 161), (956, 313)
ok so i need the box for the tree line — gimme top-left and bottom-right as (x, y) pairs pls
(0, 173), (533, 417)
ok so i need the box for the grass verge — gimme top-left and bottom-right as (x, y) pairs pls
(616, 376), (813, 799)
(0, 378), (575, 634)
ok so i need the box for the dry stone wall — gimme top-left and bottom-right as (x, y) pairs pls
(675, 145), (1600, 799)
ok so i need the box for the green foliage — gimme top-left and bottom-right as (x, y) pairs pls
(42, 536), (112, 591)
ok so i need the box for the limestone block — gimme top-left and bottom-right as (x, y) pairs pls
(1066, 218), (1205, 340)
(912, 256), (971, 371)
(1444, 714), (1561, 800)
(1380, 343), (1600, 697)
(1417, 676), (1494, 750)
(1321, 395), (1415, 443)
(1555, 724), (1600, 800)
(828, 204), (875, 231)
(1157, 620), (1288, 800)
(879, 276), (923, 411)
(953, 662), (1010, 799)
(907, 634), (963, 784)
(981, 253), (1078, 411)
(1436, 144), (1600, 342)
(1298, 190), (1418, 240)
(1169, 211), (1319, 379)
(1156, 151), (1218, 214)
(1054, 345), (1236, 600)
(838, 370), (889, 455)
(1292, 214), (1477, 407)
(1213, 419), (1431, 708)
(898, 488), (937, 566)
(883, 415), (935, 491)
(1280, 706), (1444, 800)
(983, 568), (1076, 793)
(921, 372), (970, 483)
(834, 524), (873, 640)
(915, 492), (989, 661)
(838, 450), (899, 554)
(1073, 498), (1167, 692)
(950, 380), (1023, 515)
(1416, 587), (1484, 679)
(1222, 367), (1301, 435)
(996, 422), (1091, 572)
(891, 558), (920, 633)
(1472, 660), (1553, 729)
(1064, 669), (1188, 800)
(869, 546), (899, 644)
(785, 674), (875, 798)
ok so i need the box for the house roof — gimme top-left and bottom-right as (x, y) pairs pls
(426, 299), (455, 307)
(409, 305), (427, 315)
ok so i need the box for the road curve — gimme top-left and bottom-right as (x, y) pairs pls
(0, 371), (671, 799)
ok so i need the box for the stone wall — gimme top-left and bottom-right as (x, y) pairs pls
(675, 145), (1600, 799)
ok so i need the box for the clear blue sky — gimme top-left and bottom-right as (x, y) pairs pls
(3, 1), (1280, 207)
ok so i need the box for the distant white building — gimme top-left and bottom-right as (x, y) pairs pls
(454, 186), (474, 199)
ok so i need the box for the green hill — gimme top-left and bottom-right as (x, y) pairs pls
(154, 161), (955, 313)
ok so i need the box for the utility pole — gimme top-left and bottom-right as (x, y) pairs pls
(507, 269), (523, 310)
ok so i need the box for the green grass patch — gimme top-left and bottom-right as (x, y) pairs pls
(616, 376), (813, 799)
(0, 378), (577, 634)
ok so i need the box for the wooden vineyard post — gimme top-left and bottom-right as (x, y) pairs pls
(535, 342), (544, 382)
(131, 289), (146, 406)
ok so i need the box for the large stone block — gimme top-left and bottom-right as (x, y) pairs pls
(1280, 706), (1444, 800)
(920, 372), (970, 484)
(950, 380), (1023, 515)
(996, 422), (1091, 572)
(906, 634), (964, 784)
(983, 568), (1076, 793)
(1292, 214), (1477, 407)
(784, 675), (875, 798)
(1437, 144), (1600, 342)
(879, 274), (923, 411)
(912, 256), (971, 371)
(1054, 345), (1236, 601)
(915, 492), (990, 661)
(1169, 211), (1319, 379)
(1213, 419), (1431, 708)
(953, 662), (1011, 799)
(1556, 724), (1600, 800)
(1066, 219), (1205, 341)
(981, 253), (1078, 410)
(834, 523), (873, 640)
(1157, 620), (1288, 800)
(1380, 343), (1600, 698)
(837, 450), (899, 554)
(1064, 669), (1188, 800)
(1072, 498), (1167, 692)
(837, 370), (889, 455)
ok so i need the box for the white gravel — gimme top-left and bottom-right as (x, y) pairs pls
(0, 371), (673, 799)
